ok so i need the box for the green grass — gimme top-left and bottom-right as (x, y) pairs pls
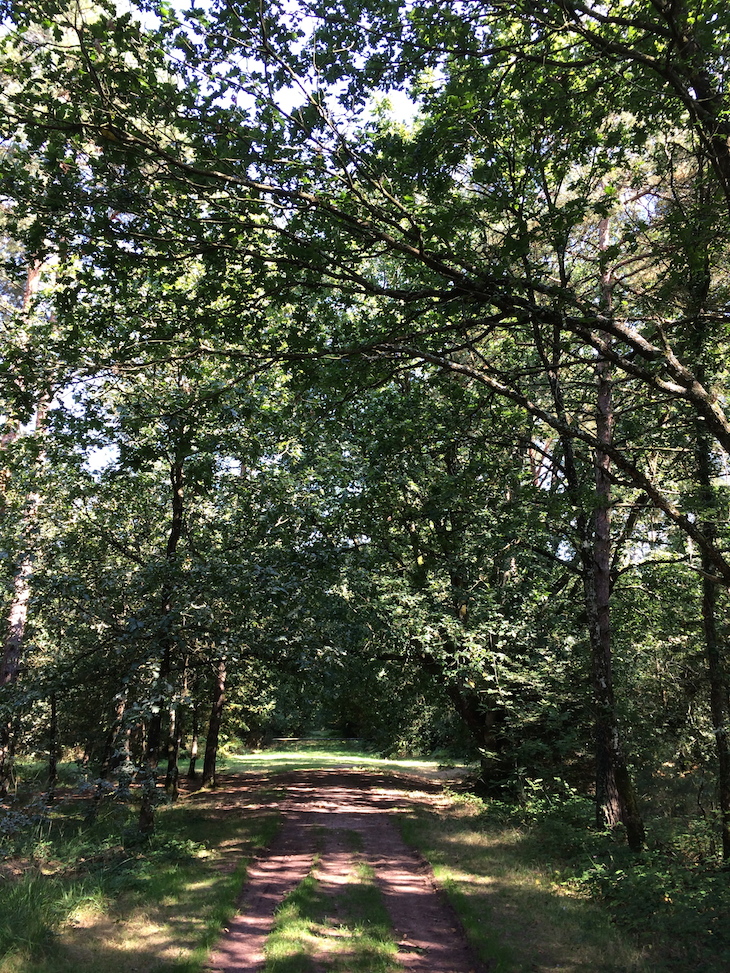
(218, 738), (465, 777)
(394, 785), (730, 973)
(0, 771), (281, 973)
(3, 747), (729, 973)
(396, 792), (652, 973)
(264, 860), (399, 973)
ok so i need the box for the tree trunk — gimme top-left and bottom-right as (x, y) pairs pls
(583, 559), (644, 848)
(0, 429), (47, 796)
(0, 555), (33, 688)
(587, 220), (644, 850)
(533, 219), (643, 848)
(202, 659), (226, 789)
(447, 683), (507, 787)
(165, 703), (182, 798)
(100, 690), (129, 779)
(0, 265), (46, 800)
(187, 700), (200, 780)
(138, 767), (157, 836)
(696, 428), (730, 859)
(0, 552), (33, 799)
(138, 458), (185, 832)
(47, 693), (58, 803)
(411, 442), (513, 788)
(139, 649), (168, 834)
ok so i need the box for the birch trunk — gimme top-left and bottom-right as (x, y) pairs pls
(0, 264), (45, 799)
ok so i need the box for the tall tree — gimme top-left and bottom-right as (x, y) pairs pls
(3, 0), (730, 848)
(0, 264), (49, 798)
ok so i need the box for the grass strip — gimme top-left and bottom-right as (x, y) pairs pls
(265, 857), (399, 973)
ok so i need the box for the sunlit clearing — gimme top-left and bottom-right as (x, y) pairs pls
(227, 750), (456, 772)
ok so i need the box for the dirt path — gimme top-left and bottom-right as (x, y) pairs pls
(204, 768), (487, 973)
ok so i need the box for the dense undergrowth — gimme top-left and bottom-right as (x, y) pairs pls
(1, 748), (728, 972)
(528, 785), (730, 972)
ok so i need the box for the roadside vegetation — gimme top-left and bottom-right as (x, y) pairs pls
(0, 758), (280, 973)
(1, 743), (728, 973)
(398, 782), (730, 973)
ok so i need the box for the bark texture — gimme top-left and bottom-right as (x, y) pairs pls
(202, 658), (227, 788)
(587, 221), (644, 850)
(696, 429), (730, 859)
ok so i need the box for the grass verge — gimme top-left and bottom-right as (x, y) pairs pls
(396, 785), (730, 973)
(0, 774), (280, 973)
(396, 791), (651, 973)
(4, 748), (730, 973)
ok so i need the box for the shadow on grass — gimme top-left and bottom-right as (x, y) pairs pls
(265, 864), (398, 973)
(397, 797), (730, 973)
(0, 792), (282, 973)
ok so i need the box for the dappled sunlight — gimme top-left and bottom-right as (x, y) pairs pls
(429, 824), (525, 855)
(59, 908), (208, 970)
(0, 755), (650, 973)
(433, 865), (499, 887)
(184, 876), (219, 891)
(401, 810), (651, 973)
(65, 901), (109, 928)
(204, 768), (483, 972)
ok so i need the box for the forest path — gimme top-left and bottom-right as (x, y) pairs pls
(201, 768), (488, 973)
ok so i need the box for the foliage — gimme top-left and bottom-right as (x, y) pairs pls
(1, 0), (730, 893)
(577, 848), (730, 970)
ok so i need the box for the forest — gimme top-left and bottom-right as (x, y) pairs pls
(0, 0), (730, 967)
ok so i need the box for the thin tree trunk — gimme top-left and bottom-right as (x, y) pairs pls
(587, 219), (644, 850)
(696, 428), (730, 859)
(202, 659), (226, 789)
(672, 202), (730, 858)
(187, 700), (200, 780)
(400, 451), (510, 789)
(100, 690), (129, 778)
(0, 264), (45, 800)
(0, 555), (33, 686)
(0, 432), (47, 796)
(47, 693), (58, 804)
(0, 550), (34, 796)
(583, 558), (644, 847)
(138, 458), (185, 832)
(165, 703), (181, 798)
(531, 219), (643, 848)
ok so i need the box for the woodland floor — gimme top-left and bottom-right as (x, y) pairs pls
(197, 767), (488, 973)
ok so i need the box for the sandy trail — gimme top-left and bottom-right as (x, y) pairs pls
(205, 768), (486, 973)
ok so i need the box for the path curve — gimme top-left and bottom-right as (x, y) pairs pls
(204, 768), (487, 973)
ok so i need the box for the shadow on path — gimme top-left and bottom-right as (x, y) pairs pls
(205, 769), (488, 973)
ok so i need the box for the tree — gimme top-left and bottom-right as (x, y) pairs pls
(0, 261), (50, 798)
(3, 0), (730, 848)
